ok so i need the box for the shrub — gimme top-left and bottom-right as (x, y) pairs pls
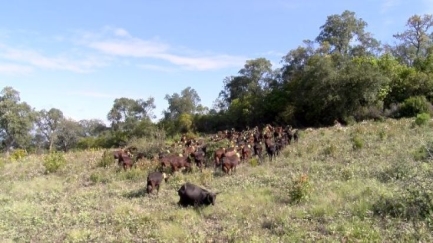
(10, 149), (28, 161)
(413, 141), (433, 162)
(289, 174), (311, 204)
(414, 113), (430, 126)
(377, 160), (414, 183)
(249, 158), (259, 167)
(372, 176), (433, 220)
(127, 137), (165, 160)
(90, 171), (110, 184)
(323, 144), (337, 157)
(43, 151), (66, 174)
(352, 135), (364, 150)
(98, 150), (114, 168)
(399, 96), (433, 118)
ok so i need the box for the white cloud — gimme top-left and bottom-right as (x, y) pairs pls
(80, 27), (247, 71)
(0, 44), (109, 73)
(138, 64), (178, 73)
(0, 26), (247, 73)
(0, 63), (33, 75)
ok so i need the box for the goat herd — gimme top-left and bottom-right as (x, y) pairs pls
(111, 124), (299, 207)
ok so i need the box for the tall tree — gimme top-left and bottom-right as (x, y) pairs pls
(315, 10), (380, 57)
(35, 108), (64, 151)
(107, 97), (156, 131)
(220, 58), (274, 104)
(163, 87), (201, 120)
(0, 87), (35, 155)
(79, 119), (107, 137)
(218, 58), (277, 127)
(388, 14), (433, 66)
(55, 118), (83, 152)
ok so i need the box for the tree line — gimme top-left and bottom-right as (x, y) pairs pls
(2, 10), (433, 153)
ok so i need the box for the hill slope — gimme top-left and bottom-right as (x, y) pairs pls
(1, 118), (433, 242)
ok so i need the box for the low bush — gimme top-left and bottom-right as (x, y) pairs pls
(43, 151), (66, 174)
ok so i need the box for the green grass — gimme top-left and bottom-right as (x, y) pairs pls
(1, 118), (433, 242)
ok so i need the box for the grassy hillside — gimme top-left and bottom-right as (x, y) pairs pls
(1, 118), (433, 243)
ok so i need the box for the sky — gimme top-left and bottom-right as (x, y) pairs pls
(0, 0), (432, 125)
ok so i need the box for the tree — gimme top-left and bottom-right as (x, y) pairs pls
(218, 58), (278, 127)
(389, 14), (433, 66)
(35, 108), (64, 151)
(107, 97), (156, 131)
(0, 87), (35, 155)
(163, 87), (201, 120)
(315, 10), (380, 57)
(220, 58), (274, 104)
(55, 118), (83, 152)
(79, 119), (107, 137)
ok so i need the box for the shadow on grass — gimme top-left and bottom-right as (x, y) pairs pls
(123, 188), (148, 198)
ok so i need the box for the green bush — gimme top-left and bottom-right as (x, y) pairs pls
(377, 160), (414, 183)
(249, 157), (259, 167)
(43, 152), (66, 174)
(10, 149), (28, 161)
(399, 96), (433, 118)
(98, 150), (114, 168)
(413, 141), (433, 162)
(414, 113), (431, 126)
(323, 144), (337, 157)
(373, 177), (433, 220)
(352, 135), (364, 150)
(90, 171), (110, 184)
(127, 137), (165, 160)
(289, 174), (311, 204)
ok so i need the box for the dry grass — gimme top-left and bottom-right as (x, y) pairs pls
(1, 118), (433, 242)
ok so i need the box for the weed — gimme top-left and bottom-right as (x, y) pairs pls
(289, 174), (311, 204)
(378, 129), (387, 140)
(352, 135), (364, 150)
(414, 113), (430, 126)
(42, 151), (66, 174)
(10, 149), (28, 161)
(249, 158), (259, 167)
(323, 144), (337, 157)
(89, 171), (110, 184)
(98, 150), (114, 168)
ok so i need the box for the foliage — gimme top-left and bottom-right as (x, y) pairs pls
(43, 151), (66, 174)
(414, 112), (431, 126)
(10, 149), (28, 161)
(98, 150), (114, 168)
(289, 174), (311, 204)
(35, 108), (64, 151)
(351, 135), (364, 150)
(413, 141), (433, 161)
(126, 137), (165, 160)
(399, 96), (433, 117)
(373, 175), (433, 221)
(0, 87), (36, 153)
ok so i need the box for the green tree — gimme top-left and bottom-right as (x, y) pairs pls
(315, 10), (381, 57)
(389, 14), (433, 66)
(163, 87), (201, 120)
(79, 119), (107, 137)
(0, 87), (35, 155)
(55, 118), (83, 152)
(107, 97), (156, 142)
(35, 108), (64, 151)
(219, 58), (278, 127)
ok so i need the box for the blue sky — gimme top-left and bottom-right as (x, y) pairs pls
(0, 0), (432, 124)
